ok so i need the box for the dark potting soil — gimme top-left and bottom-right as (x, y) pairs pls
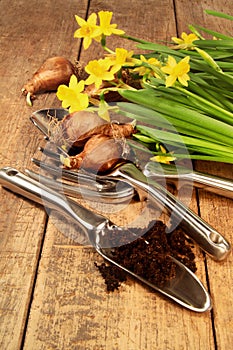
(94, 220), (197, 292)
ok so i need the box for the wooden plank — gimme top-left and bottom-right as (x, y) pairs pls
(0, 1), (88, 349)
(174, 1), (233, 348)
(21, 1), (216, 349)
(1, 0), (232, 349)
(23, 208), (213, 350)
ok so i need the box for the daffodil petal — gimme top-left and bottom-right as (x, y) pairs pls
(85, 75), (95, 85)
(150, 155), (176, 164)
(94, 78), (103, 89)
(69, 93), (89, 112)
(182, 56), (190, 64)
(178, 73), (190, 86)
(57, 85), (69, 100)
(110, 65), (120, 74)
(83, 36), (92, 49)
(167, 55), (177, 67)
(61, 100), (71, 109)
(165, 75), (177, 87)
(73, 28), (82, 38)
(76, 80), (85, 92)
(140, 55), (146, 62)
(75, 15), (86, 27)
(111, 28), (125, 35)
(181, 32), (187, 40)
(69, 75), (78, 89)
(172, 36), (183, 44)
(111, 64), (121, 72)
(161, 66), (173, 74)
(87, 13), (97, 25)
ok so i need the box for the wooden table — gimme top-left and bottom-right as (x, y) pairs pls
(0, 1), (232, 349)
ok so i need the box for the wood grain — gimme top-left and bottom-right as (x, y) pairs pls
(0, 1), (87, 349)
(0, 0), (232, 349)
(174, 2), (233, 348)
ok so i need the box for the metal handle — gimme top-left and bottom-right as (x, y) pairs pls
(144, 162), (233, 200)
(114, 163), (231, 261)
(190, 172), (233, 199)
(0, 167), (107, 234)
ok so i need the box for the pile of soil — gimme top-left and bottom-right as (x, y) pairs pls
(95, 220), (197, 292)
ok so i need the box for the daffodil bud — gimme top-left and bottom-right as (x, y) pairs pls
(195, 47), (223, 72)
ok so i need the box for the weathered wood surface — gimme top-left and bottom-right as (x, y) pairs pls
(0, 0), (232, 349)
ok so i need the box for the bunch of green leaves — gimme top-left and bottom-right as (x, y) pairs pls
(117, 10), (233, 164)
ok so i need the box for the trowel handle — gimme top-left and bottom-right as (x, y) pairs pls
(0, 167), (107, 234)
(116, 163), (231, 261)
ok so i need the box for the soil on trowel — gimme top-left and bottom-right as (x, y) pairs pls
(95, 220), (197, 292)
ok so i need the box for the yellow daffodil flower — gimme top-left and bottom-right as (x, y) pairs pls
(133, 55), (161, 76)
(106, 47), (135, 71)
(85, 59), (119, 89)
(74, 13), (102, 49)
(98, 11), (125, 36)
(151, 145), (176, 164)
(56, 75), (89, 113)
(172, 32), (198, 49)
(150, 154), (176, 164)
(161, 56), (190, 87)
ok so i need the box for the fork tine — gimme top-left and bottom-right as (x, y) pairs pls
(25, 168), (134, 202)
(31, 158), (119, 191)
(38, 146), (61, 161)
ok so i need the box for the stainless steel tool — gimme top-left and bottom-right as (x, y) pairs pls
(25, 168), (135, 204)
(31, 156), (132, 194)
(144, 162), (233, 200)
(0, 166), (212, 312)
(30, 158), (231, 261)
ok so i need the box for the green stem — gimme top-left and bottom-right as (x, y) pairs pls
(101, 45), (115, 54)
(118, 102), (233, 146)
(137, 125), (233, 156)
(175, 86), (233, 123)
(161, 153), (233, 163)
(205, 10), (233, 22)
(188, 25), (205, 40)
(184, 81), (227, 110)
(118, 89), (233, 143)
(121, 34), (152, 44)
(128, 140), (233, 164)
(100, 34), (115, 54)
